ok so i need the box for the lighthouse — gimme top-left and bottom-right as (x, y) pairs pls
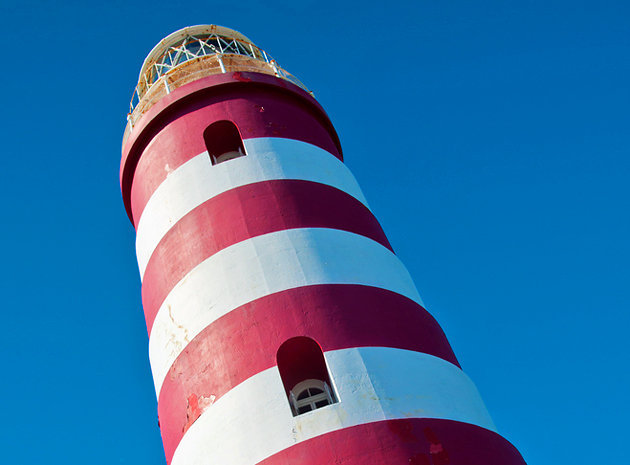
(120, 25), (526, 465)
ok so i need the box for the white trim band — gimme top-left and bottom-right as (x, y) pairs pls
(135, 138), (369, 278)
(149, 228), (422, 395)
(171, 347), (496, 465)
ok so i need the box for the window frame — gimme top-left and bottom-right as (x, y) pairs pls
(289, 379), (334, 415)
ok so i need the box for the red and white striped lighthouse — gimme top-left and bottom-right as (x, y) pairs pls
(120, 25), (526, 465)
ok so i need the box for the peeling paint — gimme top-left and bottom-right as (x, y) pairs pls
(183, 393), (216, 433)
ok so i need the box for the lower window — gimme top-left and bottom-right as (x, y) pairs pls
(290, 379), (334, 415)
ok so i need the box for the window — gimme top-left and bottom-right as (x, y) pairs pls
(276, 337), (337, 416)
(290, 379), (334, 414)
(203, 120), (246, 165)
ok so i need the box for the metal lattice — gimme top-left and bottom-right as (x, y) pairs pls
(128, 27), (309, 119)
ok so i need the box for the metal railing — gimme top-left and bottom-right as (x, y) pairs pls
(127, 31), (309, 118)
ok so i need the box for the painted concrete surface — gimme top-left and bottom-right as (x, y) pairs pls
(126, 85), (343, 223)
(257, 418), (527, 465)
(135, 138), (368, 276)
(140, 179), (389, 328)
(156, 285), (460, 459)
(149, 228), (422, 395)
(170, 347), (494, 465)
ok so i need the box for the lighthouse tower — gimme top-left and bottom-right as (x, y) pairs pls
(120, 25), (526, 465)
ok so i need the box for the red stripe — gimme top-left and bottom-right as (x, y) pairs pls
(157, 284), (459, 462)
(257, 418), (526, 465)
(141, 180), (391, 332)
(127, 84), (342, 225)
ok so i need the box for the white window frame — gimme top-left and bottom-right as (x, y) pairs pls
(289, 379), (334, 416)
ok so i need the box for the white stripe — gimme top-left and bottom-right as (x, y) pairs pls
(171, 347), (496, 465)
(149, 228), (422, 395)
(135, 137), (369, 278)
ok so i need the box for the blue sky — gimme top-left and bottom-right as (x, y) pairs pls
(0, 1), (628, 463)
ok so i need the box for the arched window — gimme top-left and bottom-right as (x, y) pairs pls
(290, 379), (334, 415)
(203, 120), (246, 165)
(277, 337), (337, 416)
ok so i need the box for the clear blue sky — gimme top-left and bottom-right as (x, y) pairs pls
(0, 1), (628, 464)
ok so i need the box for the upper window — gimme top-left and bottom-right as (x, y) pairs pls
(203, 120), (246, 165)
(276, 337), (337, 416)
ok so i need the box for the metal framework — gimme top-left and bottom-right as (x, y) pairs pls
(128, 28), (309, 117)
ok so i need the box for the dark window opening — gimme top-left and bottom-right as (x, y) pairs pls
(276, 337), (337, 416)
(203, 120), (246, 165)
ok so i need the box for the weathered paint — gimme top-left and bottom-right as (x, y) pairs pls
(149, 228), (422, 394)
(169, 347), (495, 465)
(157, 285), (460, 458)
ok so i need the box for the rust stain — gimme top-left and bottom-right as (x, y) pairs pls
(167, 303), (190, 346)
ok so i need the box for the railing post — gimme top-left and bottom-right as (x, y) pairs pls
(270, 59), (279, 77)
(217, 54), (226, 73)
